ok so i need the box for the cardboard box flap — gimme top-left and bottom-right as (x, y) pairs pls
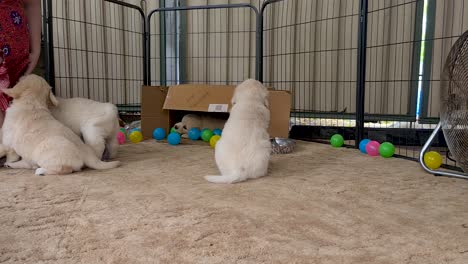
(163, 84), (235, 112)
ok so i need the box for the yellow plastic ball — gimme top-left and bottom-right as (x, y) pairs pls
(210, 135), (221, 148)
(129, 131), (143, 143)
(424, 151), (443, 170)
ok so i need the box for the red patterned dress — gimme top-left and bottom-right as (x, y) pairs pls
(0, 0), (30, 112)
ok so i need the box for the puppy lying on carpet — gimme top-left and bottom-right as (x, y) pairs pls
(2, 75), (121, 175)
(205, 79), (271, 184)
(51, 97), (120, 160)
(174, 114), (226, 137)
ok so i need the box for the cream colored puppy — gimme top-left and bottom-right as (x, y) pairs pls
(51, 97), (119, 160)
(2, 75), (121, 175)
(174, 114), (226, 137)
(205, 79), (271, 184)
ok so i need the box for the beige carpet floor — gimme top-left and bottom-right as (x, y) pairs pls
(0, 140), (467, 264)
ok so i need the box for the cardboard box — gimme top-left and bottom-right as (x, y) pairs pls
(141, 84), (291, 139)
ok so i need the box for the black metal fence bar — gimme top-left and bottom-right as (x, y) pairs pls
(356, 0), (368, 147)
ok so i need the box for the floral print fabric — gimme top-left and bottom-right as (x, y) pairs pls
(0, 0), (30, 111)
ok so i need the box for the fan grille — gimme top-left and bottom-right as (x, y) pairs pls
(440, 30), (468, 172)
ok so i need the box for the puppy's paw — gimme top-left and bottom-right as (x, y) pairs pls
(35, 168), (46, 176)
(181, 134), (189, 139)
(4, 163), (11, 168)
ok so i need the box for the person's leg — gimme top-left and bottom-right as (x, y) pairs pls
(0, 111), (4, 128)
(0, 109), (5, 166)
(0, 56), (10, 127)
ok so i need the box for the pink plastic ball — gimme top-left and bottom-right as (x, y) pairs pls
(117, 131), (126, 145)
(365, 141), (380, 156)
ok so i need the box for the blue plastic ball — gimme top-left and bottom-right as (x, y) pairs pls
(167, 132), (181, 145)
(213, 128), (222, 136)
(359, 139), (371, 154)
(188, 128), (201, 140)
(152, 128), (166, 140)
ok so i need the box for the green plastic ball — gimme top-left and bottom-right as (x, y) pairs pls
(201, 129), (213, 142)
(330, 134), (344, 148)
(379, 142), (395, 158)
(170, 127), (178, 134)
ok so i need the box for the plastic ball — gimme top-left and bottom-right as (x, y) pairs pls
(119, 127), (126, 134)
(213, 128), (222, 136)
(170, 127), (178, 134)
(188, 128), (201, 140)
(365, 141), (380, 156)
(424, 151), (443, 170)
(167, 132), (181, 145)
(359, 139), (371, 154)
(116, 131), (126, 145)
(152, 128), (166, 140)
(379, 142), (395, 158)
(201, 129), (213, 142)
(129, 130), (143, 143)
(330, 134), (344, 148)
(210, 135), (221, 148)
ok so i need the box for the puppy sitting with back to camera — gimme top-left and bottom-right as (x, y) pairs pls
(205, 79), (271, 184)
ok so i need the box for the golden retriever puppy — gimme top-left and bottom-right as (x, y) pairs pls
(205, 79), (271, 184)
(1, 75), (121, 175)
(51, 97), (120, 160)
(173, 114), (226, 138)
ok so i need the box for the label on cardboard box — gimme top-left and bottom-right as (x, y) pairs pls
(208, 104), (229, 112)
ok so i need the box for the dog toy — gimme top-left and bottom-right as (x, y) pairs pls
(330, 134), (344, 148)
(365, 141), (380, 156)
(359, 139), (370, 153)
(210, 135), (221, 148)
(129, 130), (143, 143)
(379, 142), (395, 158)
(167, 132), (181, 145)
(117, 131), (126, 145)
(213, 128), (222, 136)
(173, 114), (226, 135)
(170, 127), (178, 134)
(201, 129), (213, 142)
(424, 151), (443, 169)
(153, 128), (166, 140)
(188, 128), (201, 140)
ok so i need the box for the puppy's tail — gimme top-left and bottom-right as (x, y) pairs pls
(204, 174), (245, 184)
(84, 154), (121, 170)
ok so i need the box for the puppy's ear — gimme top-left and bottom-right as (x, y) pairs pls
(48, 91), (59, 107)
(2, 82), (27, 99)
